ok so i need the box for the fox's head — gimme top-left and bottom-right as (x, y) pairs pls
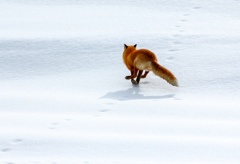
(123, 44), (137, 56)
(124, 44), (137, 50)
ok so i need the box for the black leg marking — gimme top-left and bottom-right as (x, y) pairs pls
(136, 70), (143, 84)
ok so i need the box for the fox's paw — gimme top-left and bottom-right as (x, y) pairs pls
(131, 79), (139, 85)
(125, 76), (132, 80)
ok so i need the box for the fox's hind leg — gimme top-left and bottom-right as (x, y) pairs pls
(131, 70), (143, 85)
(141, 71), (149, 78)
(134, 70), (143, 84)
(130, 69), (137, 84)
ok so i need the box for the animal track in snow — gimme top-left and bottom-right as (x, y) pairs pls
(172, 34), (180, 38)
(173, 41), (181, 45)
(99, 109), (110, 113)
(165, 57), (174, 62)
(170, 12), (190, 57)
(48, 118), (73, 130)
(193, 6), (201, 9)
(11, 139), (23, 145)
(166, 56), (174, 60)
(168, 49), (179, 52)
(1, 148), (11, 152)
(49, 122), (60, 130)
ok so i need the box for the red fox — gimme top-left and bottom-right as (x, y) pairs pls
(123, 44), (178, 86)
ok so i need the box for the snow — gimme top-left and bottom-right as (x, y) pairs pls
(0, 0), (240, 164)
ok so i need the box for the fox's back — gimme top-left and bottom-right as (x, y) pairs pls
(129, 49), (157, 71)
(131, 49), (158, 62)
(123, 45), (158, 70)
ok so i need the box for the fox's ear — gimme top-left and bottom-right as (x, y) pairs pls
(124, 44), (128, 49)
(134, 44), (137, 48)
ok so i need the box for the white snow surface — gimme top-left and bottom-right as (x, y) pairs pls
(1, 0), (240, 164)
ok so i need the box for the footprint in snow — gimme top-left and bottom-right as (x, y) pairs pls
(168, 49), (179, 52)
(49, 122), (60, 130)
(183, 14), (190, 16)
(11, 139), (23, 145)
(1, 148), (11, 152)
(172, 34), (180, 38)
(173, 41), (181, 45)
(99, 109), (110, 113)
(165, 57), (174, 62)
(193, 6), (201, 9)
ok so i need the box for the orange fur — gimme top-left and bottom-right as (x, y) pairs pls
(123, 44), (178, 86)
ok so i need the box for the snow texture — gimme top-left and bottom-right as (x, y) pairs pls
(0, 0), (240, 164)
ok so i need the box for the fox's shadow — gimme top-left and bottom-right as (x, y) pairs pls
(100, 85), (174, 101)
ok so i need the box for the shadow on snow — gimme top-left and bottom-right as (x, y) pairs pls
(100, 85), (175, 101)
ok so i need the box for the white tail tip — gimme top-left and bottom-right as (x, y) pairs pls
(172, 79), (179, 87)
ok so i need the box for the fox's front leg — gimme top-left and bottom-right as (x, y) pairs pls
(125, 68), (138, 80)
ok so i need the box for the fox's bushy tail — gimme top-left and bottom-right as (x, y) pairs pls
(151, 61), (178, 86)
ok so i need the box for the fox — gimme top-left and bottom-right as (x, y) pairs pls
(123, 44), (178, 86)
